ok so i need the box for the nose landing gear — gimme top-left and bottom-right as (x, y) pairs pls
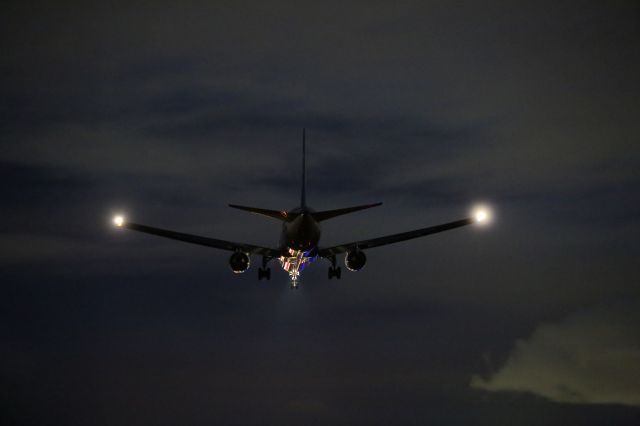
(289, 278), (300, 290)
(279, 248), (314, 289)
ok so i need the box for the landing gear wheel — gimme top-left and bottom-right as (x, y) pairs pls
(258, 267), (271, 280)
(328, 266), (342, 280)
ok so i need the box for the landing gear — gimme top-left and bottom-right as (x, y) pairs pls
(327, 255), (341, 279)
(328, 266), (341, 279)
(258, 256), (271, 280)
(289, 279), (300, 290)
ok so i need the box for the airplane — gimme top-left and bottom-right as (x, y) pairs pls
(112, 130), (492, 289)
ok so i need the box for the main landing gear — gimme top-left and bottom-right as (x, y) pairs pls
(258, 256), (271, 280)
(289, 279), (300, 290)
(327, 255), (341, 279)
(328, 267), (341, 279)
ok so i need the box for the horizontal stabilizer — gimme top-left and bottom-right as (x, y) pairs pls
(229, 204), (289, 221)
(313, 202), (382, 221)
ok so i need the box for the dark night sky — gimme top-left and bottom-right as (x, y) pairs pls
(1, 1), (639, 425)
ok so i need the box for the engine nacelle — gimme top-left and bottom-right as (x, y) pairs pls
(344, 250), (367, 271)
(229, 252), (250, 273)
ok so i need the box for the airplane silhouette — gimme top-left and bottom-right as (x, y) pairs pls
(113, 130), (491, 288)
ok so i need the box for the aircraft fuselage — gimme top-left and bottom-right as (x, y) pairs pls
(277, 208), (322, 283)
(280, 209), (321, 251)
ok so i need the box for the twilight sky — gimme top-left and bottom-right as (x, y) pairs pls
(1, 1), (639, 425)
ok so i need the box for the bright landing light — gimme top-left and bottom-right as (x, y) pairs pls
(472, 205), (492, 224)
(113, 215), (125, 227)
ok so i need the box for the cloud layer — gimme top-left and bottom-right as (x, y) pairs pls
(472, 301), (640, 406)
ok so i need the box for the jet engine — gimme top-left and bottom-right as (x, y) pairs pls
(229, 252), (250, 273)
(344, 250), (366, 271)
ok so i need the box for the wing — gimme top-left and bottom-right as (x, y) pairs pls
(121, 222), (281, 257)
(318, 218), (474, 257)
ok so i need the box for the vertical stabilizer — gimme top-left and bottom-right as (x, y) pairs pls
(301, 128), (307, 208)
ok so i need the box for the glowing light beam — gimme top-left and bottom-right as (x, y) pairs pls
(471, 205), (493, 225)
(113, 215), (125, 227)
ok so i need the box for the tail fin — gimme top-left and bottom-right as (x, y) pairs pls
(301, 128), (306, 208)
(313, 202), (382, 221)
(228, 129), (308, 221)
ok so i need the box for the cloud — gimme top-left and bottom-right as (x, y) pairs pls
(471, 301), (640, 406)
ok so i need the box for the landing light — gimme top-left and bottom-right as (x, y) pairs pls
(472, 205), (492, 225)
(113, 215), (125, 227)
